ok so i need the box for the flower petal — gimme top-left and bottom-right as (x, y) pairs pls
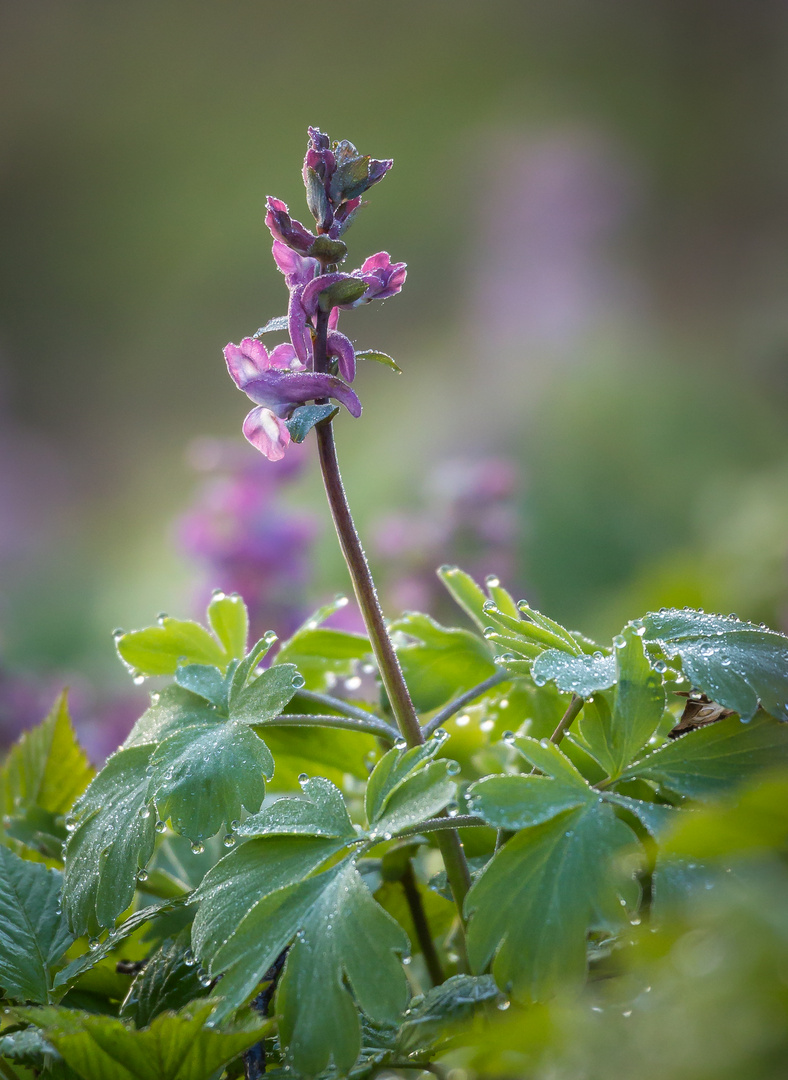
(224, 338), (272, 390)
(242, 406), (291, 461)
(265, 196), (317, 254)
(288, 285), (312, 366)
(272, 240), (319, 289)
(243, 370), (362, 419)
(327, 330), (356, 382)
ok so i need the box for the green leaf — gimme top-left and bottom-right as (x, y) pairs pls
(254, 315), (288, 335)
(229, 664), (299, 722)
(437, 565), (490, 632)
(173, 665), (228, 711)
(365, 736), (445, 825)
(0, 1025), (59, 1067)
(390, 612), (496, 712)
(532, 649), (616, 696)
(236, 777), (356, 840)
(643, 608), (788, 721)
(577, 630), (666, 777)
(119, 934), (208, 1029)
(206, 592), (248, 662)
(307, 234), (347, 264)
(621, 712), (788, 799)
(116, 619), (227, 678)
(3, 804), (68, 861)
(464, 798), (638, 1002)
(467, 774), (589, 831)
(0, 846), (73, 1002)
(147, 722), (273, 843)
(286, 404), (339, 443)
(0, 692), (93, 819)
(14, 1001), (266, 1080)
(123, 687), (221, 750)
(369, 761), (457, 839)
(54, 902), (179, 991)
(275, 604), (371, 692)
(395, 974), (500, 1055)
(63, 746), (157, 937)
(355, 349), (402, 374)
(275, 859), (409, 1076)
(191, 836), (347, 1017)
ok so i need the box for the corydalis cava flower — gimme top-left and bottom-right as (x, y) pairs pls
(224, 128), (405, 461)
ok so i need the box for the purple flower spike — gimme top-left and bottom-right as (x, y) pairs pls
(265, 196), (317, 255)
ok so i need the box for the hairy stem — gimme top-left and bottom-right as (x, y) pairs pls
(294, 687), (391, 727)
(401, 860), (445, 986)
(550, 693), (584, 744)
(313, 307), (472, 927)
(423, 669), (510, 738)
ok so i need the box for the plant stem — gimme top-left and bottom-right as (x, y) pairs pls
(0, 1060), (22, 1080)
(550, 693), (584, 745)
(422, 669), (510, 738)
(389, 815), (488, 841)
(401, 860), (445, 986)
(313, 308), (473, 927)
(264, 712), (398, 742)
(293, 688), (392, 729)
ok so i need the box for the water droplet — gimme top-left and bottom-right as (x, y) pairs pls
(502, 730), (515, 743)
(65, 815), (77, 832)
(88, 937), (100, 952)
(483, 627), (497, 640)
(721, 657), (731, 667)
(112, 628), (124, 639)
(291, 673), (306, 689)
(445, 761), (461, 776)
(654, 660), (667, 673)
(190, 841), (205, 855)
(431, 728), (449, 742)
(222, 833), (236, 848)
(264, 630), (278, 644)
(230, 819), (240, 830)
(133, 674), (145, 686)
(394, 738), (407, 751)
(402, 955), (412, 966)
(496, 996), (510, 1011)
(154, 820), (166, 833)
(184, 949), (197, 967)
(137, 869), (148, 883)
(635, 626), (646, 637)
(298, 773), (309, 785)
(622, 1009), (632, 1018)
(728, 613), (739, 621)
(613, 635), (626, 649)
(199, 973), (213, 988)
(156, 612), (169, 625)
(593, 650), (604, 660)
(482, 600), (497, 613)
(455, 713), (470, 727)
(138, 806), (151, 819)
(344, 675), (362, 691)
(211, 588), (226, 599)
(540, 737), (550, 748)
(485, 575), (501, 589)
(700, 645), (714, 657)
(150, 692), (160, 704)
(382, 832), (392, 842)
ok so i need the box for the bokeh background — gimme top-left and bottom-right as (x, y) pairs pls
(2, 0), (788, 755)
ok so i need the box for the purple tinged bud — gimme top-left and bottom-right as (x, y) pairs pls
(352, 252), (407, 304)
(272, 240), (319, 289)
(265, 196), (317, 254)
(327, 330), (356, 382)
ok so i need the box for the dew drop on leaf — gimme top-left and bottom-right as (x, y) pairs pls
(154, 820), (166, 833)
(191, 841), (205, 855)
(291, 673), (306, 689)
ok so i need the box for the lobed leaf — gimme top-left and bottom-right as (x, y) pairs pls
(206, 592), (248, 662)
(116, 619), (227, 678)
(237, 777), (356, 840)
(390, 612), (496, 712)
(63, 746), (156, 937)
(532, 649), (616, 696)
(229, 664), (299, 722)
(147, 721), (274, 842)
(119, 934), (208, 1029)
(621, 712), (788, 799)
(643, 608), (788, 722)
(577, 630), (666, 777)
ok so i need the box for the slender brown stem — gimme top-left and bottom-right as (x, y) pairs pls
(401, 861), (445, 986)
(550, 693), (584, 744)
(312, 307), (472, 927)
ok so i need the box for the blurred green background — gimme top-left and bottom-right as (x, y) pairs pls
(1, 0), (788, 709)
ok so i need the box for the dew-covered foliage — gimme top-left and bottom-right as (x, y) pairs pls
(3, 129), (788, 1080)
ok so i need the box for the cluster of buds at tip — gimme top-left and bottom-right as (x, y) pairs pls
(224, 128), (405, 461)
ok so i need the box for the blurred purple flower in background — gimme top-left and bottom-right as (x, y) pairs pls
(178, 436), (319, 640)
(466, 128), (642, 383)
(373, 456), (521, 615)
